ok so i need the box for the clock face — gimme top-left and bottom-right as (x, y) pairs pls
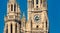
(34, 15), (40, 22)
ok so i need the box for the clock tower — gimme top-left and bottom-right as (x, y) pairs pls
(3, 0), (49, 33)
(27, 0), (49, 33)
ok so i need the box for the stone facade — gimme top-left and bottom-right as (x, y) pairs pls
(4, 0), (49, 33)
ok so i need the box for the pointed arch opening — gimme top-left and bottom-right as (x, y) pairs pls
(36, 0), (38, 4)
(11, 24), (12, 33)
(15, 23), (17, 33)
(40, 0), (42, 4)
(14, 4), (16, 11)
(11, 4), (13, 11)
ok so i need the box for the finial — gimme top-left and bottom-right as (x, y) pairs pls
(23, 13), (25, 17)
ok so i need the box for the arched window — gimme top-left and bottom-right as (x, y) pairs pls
(11, 24), (12, 33)
(36, 0), (38, 4)
(6, 24), (8, 33)
(15, 23), (17, 33)
(14, 4), (16, 11)
(11, 4), (13, 11)
(46, 20), (47, 30)
(41, 0), (42, 4)
(32, 0), (34, 4)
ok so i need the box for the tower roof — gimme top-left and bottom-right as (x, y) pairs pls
(9, 0), (16, 2)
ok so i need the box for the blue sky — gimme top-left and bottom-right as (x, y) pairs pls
(0, 0), (60, 33)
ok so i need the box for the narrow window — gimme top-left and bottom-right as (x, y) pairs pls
(36, 6), (38, 10)
(32, 0), (34, 4)
(14, 4), (16, 11)
(11, 4), (13, 11)
(11, 24), (12, 33)
(41, 0), (42, 4)
(36, 0), (38, 4)
(6, 25), (8, 33)
(36, 6), (38, 8)
(36, 25), (38, 30)
(32, 0), (34, 7)
(15, 23), (17, 33)
(46, 21), (47, 30)
(36, 25), (38, 28)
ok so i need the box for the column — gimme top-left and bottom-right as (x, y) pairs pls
(8, 23), (11, 33)
(17, 23), (20, 33)
(44, 21), (46, 33)
(12, 22), (16, 33)
(4, 24), (7, 33)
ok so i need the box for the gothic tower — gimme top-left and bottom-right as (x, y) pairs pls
(4, 0), (49, 33)
(4, 0), (21, 33)
(27, 0), (49, 33)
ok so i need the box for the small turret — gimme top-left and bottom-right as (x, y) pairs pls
(21, 13), (26, 33)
